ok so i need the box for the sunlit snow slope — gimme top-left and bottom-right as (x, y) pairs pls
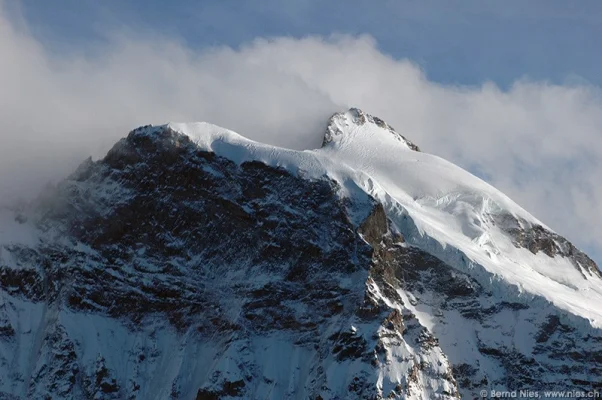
(170, 108), (602, 328)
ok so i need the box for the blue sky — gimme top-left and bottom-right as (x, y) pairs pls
(2, 1), (602, 265)
(16, 0), (602, 87)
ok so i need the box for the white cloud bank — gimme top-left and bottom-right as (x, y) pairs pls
(1, 5), (601, 261)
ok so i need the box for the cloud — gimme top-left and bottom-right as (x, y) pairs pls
(1, 5), (602, 263)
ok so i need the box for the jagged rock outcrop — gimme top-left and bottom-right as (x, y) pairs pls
(324, 108), (420, 151)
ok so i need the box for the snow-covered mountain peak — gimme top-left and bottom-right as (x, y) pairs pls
(323, 108), (420, 151)
(114, 116), (602, 319)
(2, 111), (602, 399)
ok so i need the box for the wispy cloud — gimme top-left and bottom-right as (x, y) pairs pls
(1, 5), (601, 262)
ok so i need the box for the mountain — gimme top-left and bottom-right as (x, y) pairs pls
(0, 108), (601, 399)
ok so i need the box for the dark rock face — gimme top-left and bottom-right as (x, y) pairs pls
(356, 205), (460, 398)
(492, 213), (600, 279)
(512, 224), (600, 278)
(195, 379), (245, 400)
(29, 127), (372, 334)
(27, 325), (79, 399)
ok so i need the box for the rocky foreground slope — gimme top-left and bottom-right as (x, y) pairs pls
(0, 109), (601, 399)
